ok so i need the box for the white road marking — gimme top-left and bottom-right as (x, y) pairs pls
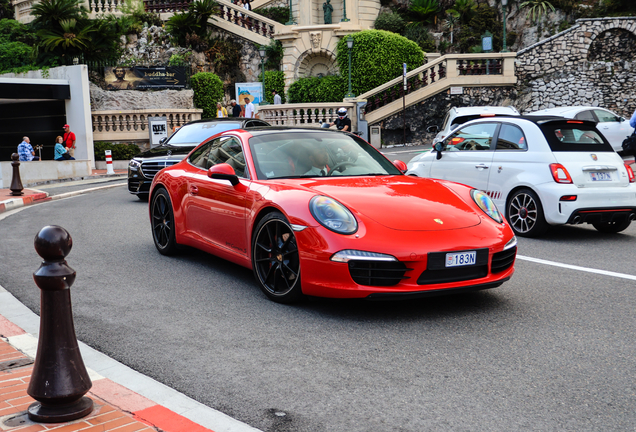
(517, 254), (636, 281)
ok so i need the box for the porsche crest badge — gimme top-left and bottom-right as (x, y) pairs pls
(434, 219), (443, 225)
(590, 154), (597, 161)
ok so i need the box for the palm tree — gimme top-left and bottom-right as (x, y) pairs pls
(37, 19), (92, 52)
(520, 0), (555, 23)
(29, 0), (88, 31)
(446, 0), (477, 25)
(408, 0), (440, 27)
(443, 10), (459, 44)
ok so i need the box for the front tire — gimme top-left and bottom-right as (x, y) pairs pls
(251, 212), (303, 303)
(592, 218), (631, 233)
(506, 188), (548, 238)
(151, 188), (179, 255)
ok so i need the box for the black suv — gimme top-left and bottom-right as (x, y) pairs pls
(128, 117), (270, 199)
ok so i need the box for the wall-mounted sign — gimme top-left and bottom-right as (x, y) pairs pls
(481, 31), (493, 53)
(105, 66), (187, 90)
(235, 82), (264, 106)
(148, 116), (168, 147)
(450, 87), (463, 95)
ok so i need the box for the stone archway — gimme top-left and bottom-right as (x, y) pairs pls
(587, 28), (636, 62)
(295, 50), (338, 80)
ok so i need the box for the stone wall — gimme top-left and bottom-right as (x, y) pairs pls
(380, 86), (518, 146)
(90, 83), (195, 110)
(515, 17), (636, 118)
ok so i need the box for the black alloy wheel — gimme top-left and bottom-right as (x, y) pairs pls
(592, 218), (632, 233)
(252, 212), (302, 303)
(506, 188), (548, 238)
(151, 188), (179, 255)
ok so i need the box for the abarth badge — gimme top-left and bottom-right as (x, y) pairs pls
(167, 150), (172, 156)
(434, 219), (443, 224)
(590, 154), (597, 161)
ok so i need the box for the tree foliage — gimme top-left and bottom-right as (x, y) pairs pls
(520, 0), (555, 22)
(253, 6), (290, 24)
(190, 72), (224, 118)
(0, 41), (33, 72)
(287, 75), (347, 103)
(335, 30), (424, 96)
(166, 0), (218, 49)
(258, 70), (286, 104)
(407, 0), (439, 26)
(374, 11), (406, 35)
(29, 0), (88, 31)
(446, 0), (477, 25)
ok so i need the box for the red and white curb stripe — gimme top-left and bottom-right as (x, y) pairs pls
(0, 191), (48, 214)
(0, 286), (262, 432)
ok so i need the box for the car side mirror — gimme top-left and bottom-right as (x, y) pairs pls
(159, 137), (167, 145)
(427, 125), (439, 133)
(392, 160), (408, 173)
(620, 117), (626, 122)
(433, 142), (443, 160)
(208, 163), (239, 186)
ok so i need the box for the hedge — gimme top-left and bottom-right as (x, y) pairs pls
(287, 75), (347, 104)
(0, 41), (32, 72)
(190, 72), (224, 118)
(93, 142), (141, 160)
(335, 30), (424, 96)
(258, 70), (286, 104)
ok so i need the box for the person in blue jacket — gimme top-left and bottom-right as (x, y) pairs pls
(54, 136), (75, 160)
(630, 108), (636, 129)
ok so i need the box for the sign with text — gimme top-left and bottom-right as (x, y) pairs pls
(105, 66), (187, 90)
(148, 116), (168, 147)
(450, 87), (463, 95)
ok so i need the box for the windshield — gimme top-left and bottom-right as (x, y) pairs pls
(540, 121), (614, 152)
(248, 131), (402, 179)
(165, 122), (243, 147)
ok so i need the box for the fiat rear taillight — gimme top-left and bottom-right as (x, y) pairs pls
(549, 163), (573, 184)
(625, 163), (635, 183)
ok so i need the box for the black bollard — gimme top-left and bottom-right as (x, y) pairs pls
(27, 226), (93, 423)
(10, 153), (24, 196)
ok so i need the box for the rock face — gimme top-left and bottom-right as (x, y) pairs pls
(515, 18), (636, 117)
(90, 82), (195, 110)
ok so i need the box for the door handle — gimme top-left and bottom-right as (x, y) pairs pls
(475, 164), (489, 169)
(190, 185), (198, 195)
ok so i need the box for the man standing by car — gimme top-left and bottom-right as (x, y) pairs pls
(17, 136), (39, 161)
(244, 97), (255, 118)
(62, 124), (76, 157)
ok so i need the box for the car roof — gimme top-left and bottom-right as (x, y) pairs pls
(182, 117), (270, 126)
(462, 115), (599, 126)
(231, 127), (356, 136)
(528, 106), (613, 115)
(451, 106), (520, 116)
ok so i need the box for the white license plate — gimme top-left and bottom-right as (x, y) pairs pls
(590, 171), (612, 181)
(445, 251), (477, 267)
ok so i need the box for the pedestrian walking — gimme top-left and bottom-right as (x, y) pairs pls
(62, 124), (76, 157)
(231, 99), (242, 117)
(273, 90), (282, 105)
(17, 136), (39, 161)
(244, 97), (255, 118)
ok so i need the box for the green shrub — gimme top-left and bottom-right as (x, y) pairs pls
(264, 39), (284, 70)
(374, 12), (406, 35)
(258, 70), (286, 104)
(0, 19), (37, 44)
(335, 30), (424, 96)
(93, 142), (141, 160)
(0, 41), (33, 72)
(253, 6), (290, 24)
(287, 75), (347, 103)
(456, 3), (503, 53)
(190, 72), (224, 118)
(404, 24), (435, 52)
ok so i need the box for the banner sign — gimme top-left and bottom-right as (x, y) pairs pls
(235, 82), (264, 106)
(105, 66), (187, 90)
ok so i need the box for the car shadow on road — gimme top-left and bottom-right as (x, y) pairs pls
(524, 223), (635, 243)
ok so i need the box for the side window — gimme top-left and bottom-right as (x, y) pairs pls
(594, 109), (619, 122)
(188, 140), (215, 168)
(208, 136), (247, 178)
(443, 123), (498, 151)
(574, 110), (595, 121)
(496, 124), (527, 150)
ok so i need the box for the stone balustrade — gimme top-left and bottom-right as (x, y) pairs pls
(92, 108), (202, 142)
(257, 103), (357, 130)
(216, 0), (281, 40)
(87, 0), (124, 15)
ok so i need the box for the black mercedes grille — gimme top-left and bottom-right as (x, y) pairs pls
(491, 247), (516, 274)
(348, 261), (410, 286)
(140, 160), (179, 179)
(418, 249), (489, 285)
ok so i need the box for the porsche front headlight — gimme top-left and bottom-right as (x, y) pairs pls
(471, 189), (503, 223)
(309, 196), (358, 234)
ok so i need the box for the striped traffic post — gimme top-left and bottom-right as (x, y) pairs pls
(105, 150), (115, 175)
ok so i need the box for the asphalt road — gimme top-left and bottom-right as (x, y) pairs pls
(0, 185), (635, 432)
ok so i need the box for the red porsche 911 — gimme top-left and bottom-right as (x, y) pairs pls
(149, 128), (517, 303)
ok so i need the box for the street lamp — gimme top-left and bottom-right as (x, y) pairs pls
(502, 0), (508, 52)
(258, 46), (269, 105)
(285, 0), (295, 25)
(345, 35), (355, 98)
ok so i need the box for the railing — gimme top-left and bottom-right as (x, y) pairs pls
(215, 0), (281, 40)
(88, 0), (124, 15)
(143, 0), (193, 13)
(258, 103), (357, 130)
(92, 109), (203, 141)
(360, 54), (515, 115)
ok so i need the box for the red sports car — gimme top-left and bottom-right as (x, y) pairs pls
(149, 128), (517, 303)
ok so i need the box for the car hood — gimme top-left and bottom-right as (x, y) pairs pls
(283, 176), (482, 231)
(135, 145), (196, 159)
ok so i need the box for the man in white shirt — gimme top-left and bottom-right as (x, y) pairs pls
(273, 90), (282, 105)
(244, 97), (255, 118)
(304, 146), (329, 176)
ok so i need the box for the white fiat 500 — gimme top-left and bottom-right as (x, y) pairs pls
(406, 116), (636, 237)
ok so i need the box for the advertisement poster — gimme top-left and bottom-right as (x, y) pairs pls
(148, 116), (168, 147)
(105, 66), (187, 90)
(235, 82), (264, 107)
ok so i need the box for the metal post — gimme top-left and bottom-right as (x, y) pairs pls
(27, 226), (93, 423)
(259, 46), (269, 105)
(341, 0), (349, 22)
(345, 35), (355, 98)
(502, 0), (508, 52)
(285, 0), (295, 25)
